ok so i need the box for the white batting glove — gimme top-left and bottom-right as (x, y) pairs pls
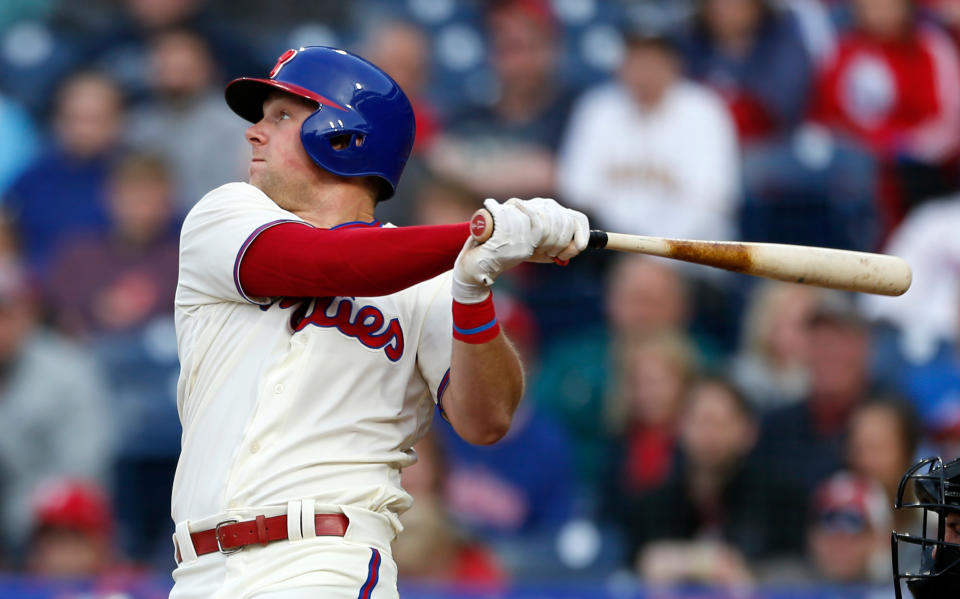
(452, 198), (537, 303)
(505, 197), (590, 262)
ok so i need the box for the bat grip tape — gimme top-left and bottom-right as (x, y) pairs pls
(587, 230), (608, 250)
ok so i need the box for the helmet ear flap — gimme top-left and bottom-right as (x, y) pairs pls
(300, 108), (376, 179)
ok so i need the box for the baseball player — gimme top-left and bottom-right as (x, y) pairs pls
(169, 46), (588, 599)
(892, 456), (960, 598)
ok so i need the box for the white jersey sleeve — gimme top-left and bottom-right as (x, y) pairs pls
(414, 272), (454, 410)
(177, 182), (308, 307)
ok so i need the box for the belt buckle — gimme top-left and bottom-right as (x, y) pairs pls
(215, 519), (242, 554)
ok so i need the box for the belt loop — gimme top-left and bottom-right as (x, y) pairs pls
(255, 515), (269, 546)
(287, 500), (303, 542)
(301, 499), (316, 539)
(175, 520), (198, 563)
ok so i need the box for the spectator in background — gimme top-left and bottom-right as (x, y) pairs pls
(860, 194), (960, 395)
(893, 335), (960, 458)
(43, 152), (181, 566)
(126, 27), (248, 211)
(360, 19), (439, 155)
(4, 71), (123, 275)
(428, 0), (574, 198)
(558, 29), (739, 243)
(45, 152), (180, 338)
(729, 282), (818, 411)
(82, 0), (264, 104)
(806, 472), (891, 584)
(531, 256), (693, 498)
(609, 330), (700, 498)
(629, 377), (766, 587)
(0, 262), (113, 556)
(397, 431), (505, 587)
(0, 94), (38, 198)
(810, 0), (960, 230)
(751, 290), (876, 555)
(24, 479), (117, 578)
(602, 258), (691, 344)
(360, 20), (440, 228)
(846, 396), (921, 534)
(413, 175), (482, 227)
(673, 0), (814, 143)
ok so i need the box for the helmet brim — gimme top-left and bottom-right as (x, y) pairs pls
(225, 77), (345, 123)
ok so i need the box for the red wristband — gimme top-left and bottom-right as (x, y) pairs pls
(452, 294), (500, 344)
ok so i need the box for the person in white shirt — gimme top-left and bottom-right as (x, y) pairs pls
(558, 31), (739, 244)
(170, 46), (588, 599)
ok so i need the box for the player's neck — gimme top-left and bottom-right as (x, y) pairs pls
(293, 182), (376, 229)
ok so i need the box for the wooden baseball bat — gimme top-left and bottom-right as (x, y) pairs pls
(469, 209), (912, 296)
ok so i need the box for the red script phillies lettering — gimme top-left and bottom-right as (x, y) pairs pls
(279, 297), (404, 362)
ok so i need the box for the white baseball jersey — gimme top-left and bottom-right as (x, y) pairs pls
(172, 181), (452, 537)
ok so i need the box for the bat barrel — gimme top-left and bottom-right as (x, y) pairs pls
(603, 233), (912, 296)
(739, 242), (912, 296)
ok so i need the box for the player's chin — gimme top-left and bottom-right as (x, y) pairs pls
(249, 166), (269, 189)
(249, 170), (280, 200)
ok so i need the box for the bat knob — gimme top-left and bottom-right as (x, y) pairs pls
(470, 208), (494, 243)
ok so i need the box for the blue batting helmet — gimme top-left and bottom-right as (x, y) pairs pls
(225, 46), (415, 200)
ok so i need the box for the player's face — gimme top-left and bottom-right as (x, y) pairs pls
(245, 92), (320, 207)
(946, 512), (960, 545)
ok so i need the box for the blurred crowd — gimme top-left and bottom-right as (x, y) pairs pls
(2, 0), (960, 594)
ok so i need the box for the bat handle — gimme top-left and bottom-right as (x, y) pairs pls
(588, 230), (608, 250)
(472, 206), (610, 256)
(470, 208), (494, 243)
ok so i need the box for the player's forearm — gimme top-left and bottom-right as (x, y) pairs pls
(239, 222), (469, 298)
(444, 333), (525, 445)
(440, 198), (587, 444)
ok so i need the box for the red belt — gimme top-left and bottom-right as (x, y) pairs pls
(176, 513), (349, 562)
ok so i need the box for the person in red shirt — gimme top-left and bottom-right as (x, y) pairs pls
(810, 0), (960, 231)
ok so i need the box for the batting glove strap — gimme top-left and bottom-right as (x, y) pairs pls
(452, 294), (500, 344)
(451, 271), (491, 304)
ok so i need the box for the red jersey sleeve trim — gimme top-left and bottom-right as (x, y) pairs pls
(234, 219), (313, 305)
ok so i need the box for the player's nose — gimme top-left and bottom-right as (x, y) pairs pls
(245, 121), (266, 146)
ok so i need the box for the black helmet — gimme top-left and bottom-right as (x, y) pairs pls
(892, 456), (960, 598)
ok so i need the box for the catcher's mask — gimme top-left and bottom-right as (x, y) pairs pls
(892, 456), (960, 598)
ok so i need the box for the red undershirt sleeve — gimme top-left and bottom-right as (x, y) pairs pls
(238, 222), (470, 299)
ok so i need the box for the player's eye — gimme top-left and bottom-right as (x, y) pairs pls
(278, 111), (291, 121)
